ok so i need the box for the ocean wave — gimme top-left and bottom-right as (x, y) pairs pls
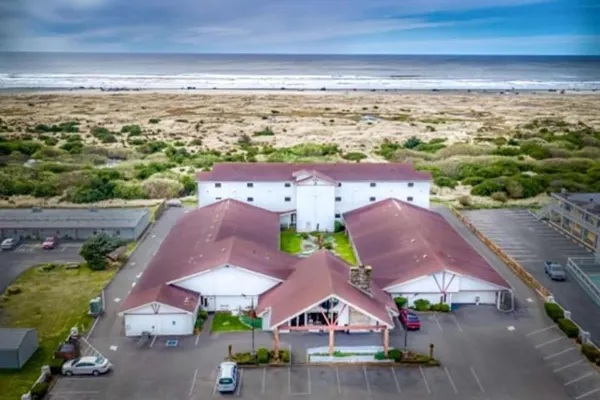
(1, 73), (599, 90)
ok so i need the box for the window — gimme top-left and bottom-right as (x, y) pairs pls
(335, 197), (342, 202)
(116, 229), (120, 236)
(335, 213), (341, 218)
(247, 197), (254, 202)
(215, 197), (222, 200)
(370, 182), (376, 187)
(407, 196), (413, 202)
(369, 197), (376, 202)
(215, 183), (221, 188)
(247, 183), (253, 188)
(337, 183), (342, 187)
(408, 182), (414, 187)
(284, 182), (291, 187)
(284, 197), (291, 202)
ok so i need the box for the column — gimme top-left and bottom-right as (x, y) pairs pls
(328, 328), (335, 355)
(273, 328), (280, 362)
(383, 327), (389, 357)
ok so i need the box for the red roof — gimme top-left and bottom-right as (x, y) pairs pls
(196, 163), (431, 182)
(256, 251), (397, 328)
(343, 199), (510, 290)
(121, 199), (297, 312)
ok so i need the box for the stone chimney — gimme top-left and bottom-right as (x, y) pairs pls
(350, 265), (372, 293)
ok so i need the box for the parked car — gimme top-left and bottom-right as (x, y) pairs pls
(62, 356), (112, 376)
(216, 361), (239, 393)
(544, 261), (566, 281)
(166, 199), (183, 207)
(1, 237), (21, 251)
(42, 236), (59, 250)
(399, 309), (421, 330)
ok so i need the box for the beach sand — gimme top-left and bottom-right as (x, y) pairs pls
(2, 90), (600, 156)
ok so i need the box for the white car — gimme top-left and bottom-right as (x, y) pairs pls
(62, 356), (112, 376)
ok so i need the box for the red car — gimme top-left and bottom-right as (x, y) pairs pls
(399, 309), (421, 330)
(42, 236), (59, 250)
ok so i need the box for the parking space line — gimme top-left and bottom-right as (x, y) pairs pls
(450, 314), (463, 333)
(433, 314), (443, 332)
(575, 387), (600, 399)
(261, 367), (266, 395)
(307, 366), (311, 395)
(470, 366), (485, 393)
(391, 367), (401, 393)
(51, 391), (100, 395)
(535, 337), (564, 348)
(565, 372), (594, 386)
(419, 366), (431, 394)
(363, 366), (371, 395)
(444, 367), (458, 394)
(195, 335), (200, 346)
(150, 335), (157, 348)
(544, 347), (575, 360)
(554, 360), (583, 373)
(234, 369), (243, 396)
(189, 368), (198, 397)
(526, 325), (556, 337)
(335, 367), (341, 395)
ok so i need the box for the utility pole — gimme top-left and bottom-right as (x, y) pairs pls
(250, 297), (256, 356)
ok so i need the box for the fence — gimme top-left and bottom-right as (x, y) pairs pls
(545, 295), (599, 350)
(566, 257), (600, 308)
(449, 206), (550, 297)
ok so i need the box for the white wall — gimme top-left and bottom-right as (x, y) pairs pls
(198, 181), (296, 212)
(458, 276), (504, 291)
(173, 265), (281, 296)
(124, 313), (193, 336)
(296, 181), (336, 232)
(335, 181), (430, 214)
(125, 303), (189, 315)
(451, 291), (497, 305)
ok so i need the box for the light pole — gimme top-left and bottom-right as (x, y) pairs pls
(242, 294), (256, 356)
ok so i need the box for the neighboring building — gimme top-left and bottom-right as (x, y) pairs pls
(0, 208), (151, 241)
(196, 163), (431, 232)
(120, 198), (510, 337)
(0, 328), (38, 369)
(541, 192), (600, 252)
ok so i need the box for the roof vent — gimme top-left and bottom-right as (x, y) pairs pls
(221, 248), (226, 252)
(410, 238), (416, 243)
(423, 254), (428, 258)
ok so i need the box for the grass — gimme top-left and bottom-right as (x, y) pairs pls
(211, 312), (251, 332)
(0, 264), (116, 400)
(332, 232), (358, 265)
(280, 230), (303, 254)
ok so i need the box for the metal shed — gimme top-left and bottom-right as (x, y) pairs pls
(0, 207), (151, 241)
(0, 328), (39, 369)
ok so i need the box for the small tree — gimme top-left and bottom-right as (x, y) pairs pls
(80, 233), (125, 271)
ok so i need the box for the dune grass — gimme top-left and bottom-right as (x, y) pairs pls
(0, 264), (115, 400)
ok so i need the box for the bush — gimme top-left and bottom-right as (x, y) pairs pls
(31, 381), (50, 399)
(232, 351), (256, 365)
(198, 308), (208, 320)
(334, 221), (345, 233)
(434, 176), (457, 189)
(403, 136), (423, 149)
(471, 180), (505, 197)
(342, 152), (367, 162)
(254, 127), (274, 137)
(142, 178), (184, 199)
(256, 347), (269, 364)
(80, 232), (126, 271)
(544, 302), (564, 322)
(394, 296), (408, 309)
(279, 349), (291, 363)
(49, 358), (64, 375)
(557, 318), (579, 338)
(461, 176), (485, 186)
(149, 118), (160, 124)
(458, 195), (472, 207)
(491, 191), (508, 202)
(438, 303), (450, 312)
(581, 344), (600, 363)
(413, 299), (430, 311)
(121, 124), (142, 135)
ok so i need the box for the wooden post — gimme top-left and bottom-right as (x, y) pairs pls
(383, 327), (389, 357)
(273, 328), (280, 362)
(328, 328), (335, 355)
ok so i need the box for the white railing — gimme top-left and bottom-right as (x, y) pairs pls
(566, 257), (600, 308)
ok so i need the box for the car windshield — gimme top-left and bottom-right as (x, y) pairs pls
(407, 314), (419, 321)
(45, 237), (54, 241)
(219, 378), (233, 385)
(550, 265), (563, 271)
(95, 357), (105, 364)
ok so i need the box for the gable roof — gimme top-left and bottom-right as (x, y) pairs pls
(343, 199), (509, 290)
(196, 163), (431, 182)
(256, 250), (397, 328)
(0, 328), (36, 350)
(121, 199), (296, 312)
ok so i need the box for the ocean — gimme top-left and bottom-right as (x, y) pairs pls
(1, 52), (600, 91)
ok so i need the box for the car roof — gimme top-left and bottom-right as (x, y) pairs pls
(220, 361), (237, 373)
(78, 356), (102, 363)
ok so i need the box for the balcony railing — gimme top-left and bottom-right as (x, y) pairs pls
(566, 257), (600, 308)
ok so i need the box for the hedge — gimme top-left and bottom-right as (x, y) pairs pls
(394, 297), (408, 309)
(557, 318), (579, 338)
(413, 299), (431, 312)
(256, 347), (269, 364)
(544, 302), (564, 322)
(581, 344), (600, 364)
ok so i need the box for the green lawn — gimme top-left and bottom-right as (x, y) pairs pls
(280, 231), (303, 254)
(0, 264), (116, 400)
(333, 232), (358, 265)
(211, 312), (252, 332)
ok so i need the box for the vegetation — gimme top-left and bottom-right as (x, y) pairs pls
(231, 348), (290, 364)
(0, 264), (116, 398)
(211, 311), (251, 332)
(544, 302), (564, 322)
(280, 230), (303, 254)
(80, 233), (127, 270)
(332, 232), (357, 265)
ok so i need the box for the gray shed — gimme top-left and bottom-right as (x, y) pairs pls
(0, 328), (39, 369)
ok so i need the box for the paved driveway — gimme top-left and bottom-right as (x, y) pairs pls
(460, 208), (600, 344)
(0, 242), (83, 294)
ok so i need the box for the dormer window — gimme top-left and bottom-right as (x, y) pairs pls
(335, 197), (342, 202)
(370, 182), (376, 187)
(215, 183), (221, 188)
(407, 196), (414, 202)
(285, 182), (291, 187)
(247, 183), (254, 188)
(337, 183), (342, 187)
(408, 182), (414, 187)
(370, 197), (376, 202)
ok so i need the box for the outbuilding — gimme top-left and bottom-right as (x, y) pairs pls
(0, 328), (39, 369)
(0, 207), (151, 241)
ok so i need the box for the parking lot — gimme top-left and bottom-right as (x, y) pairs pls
(13, 242), (82, 253)
(461, 208), (600, 343)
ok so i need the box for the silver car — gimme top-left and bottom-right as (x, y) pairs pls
(62, 356), (112, 376)
(1, 237), (20, 251)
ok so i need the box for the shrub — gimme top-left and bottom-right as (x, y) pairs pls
(388, 348), (402, 362)
(492, 146), (522, 156)
(581, 344), (600, 363)
(394, 296), (408, 309)
(375, 139), (402, 160)
(413, 299), (430, 311)
(149, 118), (160, 124)
(557, 318), (579, 338)
(49, 358), (64, 375)
(6, 286), (22, 295)
(256, 347), (270, 364)
(434, 176), (457, 189)
(142, 178), (184, 199)
(471, 180), (505, 197)
(462, 176), (485, 186)
(31, 381), (50, 400)
(254, 127), (274, 136)
(544, 302), (564, 322)
(435, 144), (493, 158)
(279, 349), (290, 363)
(403, 136), (423, 149)
(491, 191), (508, 202)
(190, 138), (203, 146)
(198, 308), (208, 320)
(232, 351), (256, 364)
(121, 125), (142, 135)
(334, 221), (345, 233)
(438, 303), (450, 312)
(429, 303), (440, 311)
(342, 152), (367, 162)
(458, 195), (472, 207)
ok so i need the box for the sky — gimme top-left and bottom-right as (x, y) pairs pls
(0, 0), (599, 55)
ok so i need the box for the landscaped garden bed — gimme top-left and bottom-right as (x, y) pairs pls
(211, 311), (261, 332)
(279, 226), (358, 265)
(307, 346), (440, 366)
(229, 346), (291, 365)
(394, 297), (450, 312)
